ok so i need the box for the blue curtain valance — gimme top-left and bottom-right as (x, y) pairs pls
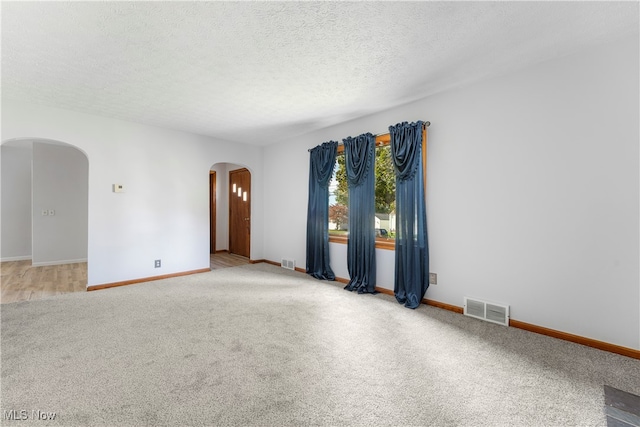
(344, 133), (375, 188)
(389, 121), (423, 181)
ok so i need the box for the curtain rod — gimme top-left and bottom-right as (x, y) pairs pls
(373, 121), (430, 137)
(308, 121), (430, 151)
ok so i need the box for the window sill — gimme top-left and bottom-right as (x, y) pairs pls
(329, 235), (396, 251)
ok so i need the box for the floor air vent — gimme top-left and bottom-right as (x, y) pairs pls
(464, 297), (509, 326)
(281, 258), (295, 270)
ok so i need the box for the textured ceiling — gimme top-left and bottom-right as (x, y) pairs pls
(2, 1), (638, 146)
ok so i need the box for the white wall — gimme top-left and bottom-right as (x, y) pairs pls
(0, 141), (32, 260)
(1, 103), (264, 286)
(263, 35), (640, 350)
(31, 141), (88, 265)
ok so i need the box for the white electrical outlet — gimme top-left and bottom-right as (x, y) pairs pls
(41, 209), (48, 216)
(429, 272), (437, 285)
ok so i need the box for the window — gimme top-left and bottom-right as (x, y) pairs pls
(328, 133), (396, 250)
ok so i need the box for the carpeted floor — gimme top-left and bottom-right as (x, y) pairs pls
(2, 263), (639, 426)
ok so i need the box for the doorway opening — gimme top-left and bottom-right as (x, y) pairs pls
(1, 138), (89, 303)
(209, 171), (216, 254)
(209, 164), (252, 269)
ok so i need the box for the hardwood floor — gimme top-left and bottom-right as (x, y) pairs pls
(210, 252), (250, 269)
(1, 252), (249, 304)
(1, 260), (87, 304)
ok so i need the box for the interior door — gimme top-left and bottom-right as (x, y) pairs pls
(229, 168), (251, 258)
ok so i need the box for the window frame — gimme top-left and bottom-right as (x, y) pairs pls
(328, 128), (427, 251)
(328, 133), (394, 250)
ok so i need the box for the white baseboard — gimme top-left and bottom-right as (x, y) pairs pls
(0, 255), (32, 262)
(31, 258), (87, 267)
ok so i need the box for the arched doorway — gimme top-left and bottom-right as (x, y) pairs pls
(209, 163), (252, 263)
(1, 138), (89, 302)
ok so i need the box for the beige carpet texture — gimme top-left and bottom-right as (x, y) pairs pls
(2, 263), (639, 426)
